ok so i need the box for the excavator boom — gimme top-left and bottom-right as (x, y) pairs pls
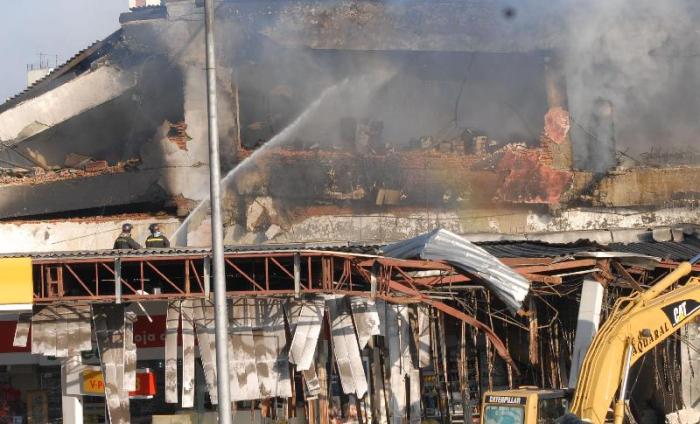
(571, 258), (700, 423)
(481, 256), (700, 424)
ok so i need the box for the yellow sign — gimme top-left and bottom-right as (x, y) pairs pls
(0, 258), (33, 307)
(82, 370), (106, 395)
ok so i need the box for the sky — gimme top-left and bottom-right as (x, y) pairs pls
(0, 0), (127, 102)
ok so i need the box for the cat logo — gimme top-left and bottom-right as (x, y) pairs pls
(662, 299), (700, 327)
(673, 302), (688, 325)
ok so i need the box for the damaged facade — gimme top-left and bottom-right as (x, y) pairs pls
(0, 0), (697, 246)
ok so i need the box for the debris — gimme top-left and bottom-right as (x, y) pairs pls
(246, 201), (268, 231)
(474, 135), (489, 155)
(326, 186), (366, 200)
(0, 159), (139, 186)
(289, 298), (324, 371)
(302, 365), (321, 397)
(265, 224), (283, 240)
(246, 196), (277, 231)
(84, 160), (109, 172)
(375, 189), (402, 206)
(64, 153), (92, 168)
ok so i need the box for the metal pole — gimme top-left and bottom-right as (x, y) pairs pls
(612, 342), (634, 424)
(203, 1), (232, 422)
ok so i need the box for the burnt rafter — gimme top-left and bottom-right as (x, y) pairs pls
(22, 248), (543, 368)
(18, 247), (662, 372)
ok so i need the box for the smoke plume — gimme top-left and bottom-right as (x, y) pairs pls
(564, 0), (700, 169)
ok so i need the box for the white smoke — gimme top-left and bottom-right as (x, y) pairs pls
(564, 0), (700, 169)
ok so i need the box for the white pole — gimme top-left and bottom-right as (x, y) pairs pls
(203, 0), (232, 423)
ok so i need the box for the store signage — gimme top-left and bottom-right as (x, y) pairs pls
(82, 368), (156, 398)
(485, 395), (527, 405)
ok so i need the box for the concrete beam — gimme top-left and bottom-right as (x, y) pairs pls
(0, 66), (137, 143)
(0, 169), (164, 219)
(568, 279), (605, 388)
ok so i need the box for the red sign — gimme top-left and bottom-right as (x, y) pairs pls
(133, 315), (167, 348)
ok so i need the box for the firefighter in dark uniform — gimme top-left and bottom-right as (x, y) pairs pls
(113, 223), (141, 249)
(145, 223), (170, 248)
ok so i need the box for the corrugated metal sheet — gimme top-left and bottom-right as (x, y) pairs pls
(477, 240), (602, 258)
(5, 234), (698, 265)
(12, 314), (30, 347)
(327, 296), (368, 398)
(382, 229), (530, 313)
(416, 305), (431, 369)
(385, 304), (410, 424)
(30, 304), (92, 357)
(229, 298), (292, 401)
(288, 298), (324, 371)
(93, 304), (129, 424)
(609, 239), (700, 262)
(253, 300), (292, 399)
(192, 299), (218, 404)
(229, 299), (262, 401)
(123, 310), (137, 392)
(180, 300), (196, 408)
(0, 243), (380, 260)
(349, 297), (381, 349)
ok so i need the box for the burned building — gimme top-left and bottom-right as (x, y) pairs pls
(0, 0), (698, 249)
(1, 0), (700, 423)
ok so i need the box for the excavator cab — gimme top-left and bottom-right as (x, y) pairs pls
(481, 388), (569, 424)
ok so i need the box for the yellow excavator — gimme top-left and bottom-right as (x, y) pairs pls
(481, 254), (700, 424)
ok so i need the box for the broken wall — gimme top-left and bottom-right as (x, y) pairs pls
(120, 1), (240, 206)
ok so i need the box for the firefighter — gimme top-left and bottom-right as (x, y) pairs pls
(113, 223), (141, 249)
(145, 223), (170, 248)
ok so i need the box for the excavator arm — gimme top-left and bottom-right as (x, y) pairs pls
(570, 256), (700, 424)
